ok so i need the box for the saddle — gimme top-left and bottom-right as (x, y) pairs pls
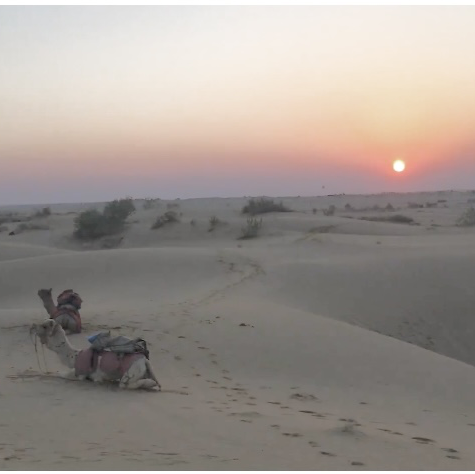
(75, 331), (149, 378)
(51, 289), (83, 332)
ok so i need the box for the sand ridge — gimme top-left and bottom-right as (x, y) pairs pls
(1, 190), (475, 469)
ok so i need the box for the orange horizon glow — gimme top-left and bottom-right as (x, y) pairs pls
(1, 6), (475, 204)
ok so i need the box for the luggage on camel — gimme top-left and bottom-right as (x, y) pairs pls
(88, 331), (150, 359)
(74, 331), (150, 378)
(54, 289), (82, 332)
(57, 289), (82, 310)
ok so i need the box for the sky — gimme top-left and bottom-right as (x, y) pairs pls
(1, 5), (475, 204)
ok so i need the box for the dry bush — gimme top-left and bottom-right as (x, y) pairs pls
(0, 212), (31, 225)
(34, 207), (51, 218)
(239, 217), (263, 239)
(151, 211), (180, 229)
(312, 208), (318, 214)
(323, 205), (336, 216)
(359, 214), (415, 224)
(242, 198), (291, 216)
(385, 203), (394, 211)
(74, 197), (135, 240)
(15, 222), (50, 233)
(143, 198), (160, 210)
(208, 215), (224, 232)
(456, 207), (475, 227)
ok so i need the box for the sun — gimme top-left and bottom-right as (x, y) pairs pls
(393, 159), (406, 173)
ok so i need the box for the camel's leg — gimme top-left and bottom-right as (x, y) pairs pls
(60, 369), (78, 380)
(145, 359), (161, 391)
(89, 368), (106, 383)
(121, 379), (159, 390)
(119, 359), (158, 390)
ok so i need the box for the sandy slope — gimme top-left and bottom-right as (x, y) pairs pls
(1, 190), (475, 470)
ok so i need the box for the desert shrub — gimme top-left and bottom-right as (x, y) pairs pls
(74, 209), (109, 239)
(0, 212), (30, 225)
(312, 208), (318, 215)
(241, 198), (291, 216)
(34, 207), (51, 218)
(385, 203), (394, 211)
(100, 236), (124, 249)
(344, 203), (353, 211)
(15, 222), (50, 233)
(143, 198), (160, 210)
(208, 215), (222, 232)
(456, 207), (475, 227)
(103, 197), (135, 222)
(323, 205), (336, 216)
(74, 198), (135, 240)
(359, 214), (414, 224)
(151, 211), (180, 229)
(239, 217), (263, 239)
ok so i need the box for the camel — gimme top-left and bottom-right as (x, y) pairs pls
(31, 319), (161, 391)
(37, 288), (81, 334)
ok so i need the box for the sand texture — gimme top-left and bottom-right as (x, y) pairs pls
(1, 190), (475, 469)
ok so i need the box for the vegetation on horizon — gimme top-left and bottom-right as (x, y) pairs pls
(456, 207), (475, 227)
(74, 197), (135, 240)
(359, 214), (415, 224)
(151, 210), (180, 229)
(239, 217), (263, 239)
(242, 198), (291, 216)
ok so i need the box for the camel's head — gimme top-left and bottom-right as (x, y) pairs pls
(37, 288), (53, 299)
(30, 318), (63, 345)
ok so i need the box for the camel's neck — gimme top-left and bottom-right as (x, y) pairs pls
(46, 332), (79, 369)
(39, 295), (57, 318)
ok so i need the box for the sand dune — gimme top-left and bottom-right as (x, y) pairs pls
(1, 190), (475, 469)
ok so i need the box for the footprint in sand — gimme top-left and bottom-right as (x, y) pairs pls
(282, 433), (302, 438)
(442, 448), (458, 453)
(290, 393), (318, 401)
(446, 455), (460, 460)
(308, 441), (319, 448)
(320, 451), (336, 457)
(412, 437), (435, 444)
(351, 461), (364, 466)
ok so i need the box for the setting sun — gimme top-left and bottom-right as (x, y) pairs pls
(393, 159), (406, 173)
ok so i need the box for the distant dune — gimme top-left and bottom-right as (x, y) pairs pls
(1, 190), (475, 469)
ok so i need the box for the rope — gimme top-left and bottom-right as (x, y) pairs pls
(30, 330), (49, 374)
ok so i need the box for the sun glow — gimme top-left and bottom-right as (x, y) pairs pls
(393, 159), (406, 173)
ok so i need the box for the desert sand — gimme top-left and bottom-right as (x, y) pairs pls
(1, 190), (475, 470)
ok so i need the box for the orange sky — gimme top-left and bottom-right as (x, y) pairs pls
(1, 6), (475, 204)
